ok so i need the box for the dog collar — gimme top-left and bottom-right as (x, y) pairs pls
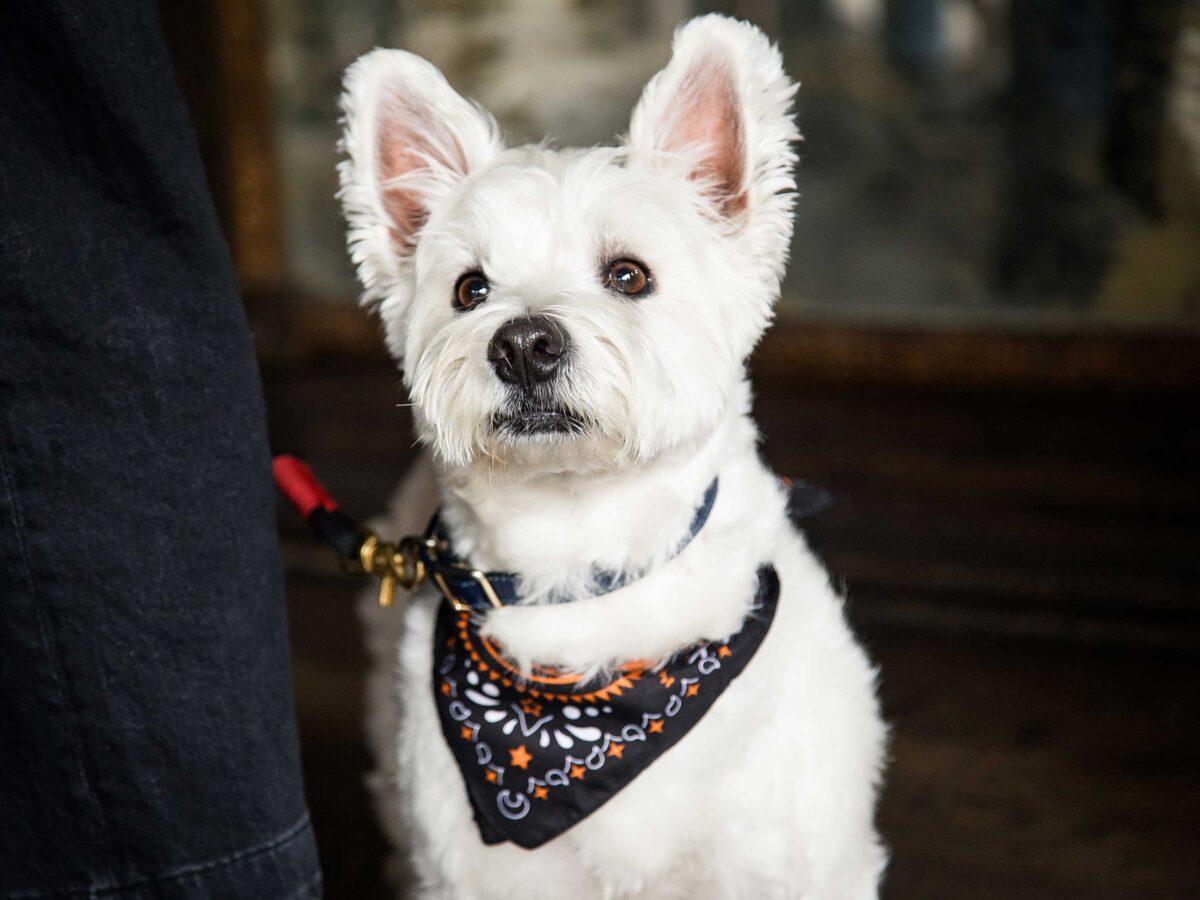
(418, 479), (719, 612)
(434, 564), (780, 848)
(273, 454), (831, 611)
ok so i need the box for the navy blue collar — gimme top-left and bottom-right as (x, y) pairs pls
(418, 479), (719, 612)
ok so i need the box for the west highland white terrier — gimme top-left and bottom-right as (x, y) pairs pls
(339, 14), (886, 899)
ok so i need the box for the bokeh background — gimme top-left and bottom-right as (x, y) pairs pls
(162, 1), (1198, 897)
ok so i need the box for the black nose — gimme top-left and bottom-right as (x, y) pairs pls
(487, 316), (568, 390)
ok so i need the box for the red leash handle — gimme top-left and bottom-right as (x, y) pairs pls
(272, 454), (340, 519)
(272, 453), (363, 564)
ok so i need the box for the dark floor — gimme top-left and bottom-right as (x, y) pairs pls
(265, 357), (1200, 899)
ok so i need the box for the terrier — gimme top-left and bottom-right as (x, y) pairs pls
(339, 14), (886, 899)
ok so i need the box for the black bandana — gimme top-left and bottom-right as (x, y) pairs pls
(432, 565), (780, 849)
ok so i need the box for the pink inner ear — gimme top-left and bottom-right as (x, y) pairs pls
(377, 131), (426, 248)
(669, 58), (746, 217)
(376, 96), (466, 250)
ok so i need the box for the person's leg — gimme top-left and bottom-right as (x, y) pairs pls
(0, 3), (320, 896)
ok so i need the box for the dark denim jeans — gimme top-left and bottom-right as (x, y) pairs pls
(0, 3), (320, 897)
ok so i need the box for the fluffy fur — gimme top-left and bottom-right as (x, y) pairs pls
(340, 15), (887, 899)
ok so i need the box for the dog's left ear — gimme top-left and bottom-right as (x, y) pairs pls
(628, 15), (799, 277)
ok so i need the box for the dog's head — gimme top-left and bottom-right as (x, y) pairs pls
(339, 15), (798, 476)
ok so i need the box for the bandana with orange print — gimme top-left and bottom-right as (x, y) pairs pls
(432, 565), (780, 848)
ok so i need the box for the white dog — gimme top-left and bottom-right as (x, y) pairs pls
(339, 14), (886, 899)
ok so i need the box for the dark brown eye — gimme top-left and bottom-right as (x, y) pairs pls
(454, 271), (490, 311)
(603, 258), (651, 297)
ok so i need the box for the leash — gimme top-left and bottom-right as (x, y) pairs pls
(273, 454), (431, 609)
(273, 454), (830, 612)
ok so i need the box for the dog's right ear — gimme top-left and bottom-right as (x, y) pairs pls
(338, 50), (502, 309)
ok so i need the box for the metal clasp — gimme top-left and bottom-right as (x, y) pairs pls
(428, 567), (504, 612)
(352, 531), (504, 613)
(422, 538), (503, 612)
(354, 532), (426, 608)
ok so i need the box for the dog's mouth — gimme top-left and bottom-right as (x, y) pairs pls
(492, 407), (587, 437)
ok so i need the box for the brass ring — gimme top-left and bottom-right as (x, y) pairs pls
(395, 537), (427, 590)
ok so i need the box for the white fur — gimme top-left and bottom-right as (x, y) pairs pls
(340, 15), (886, 898)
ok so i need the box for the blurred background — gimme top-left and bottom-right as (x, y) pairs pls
(161, 0), (1198, 897)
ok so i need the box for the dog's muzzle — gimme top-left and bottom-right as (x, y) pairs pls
(488, 315), (580, 436)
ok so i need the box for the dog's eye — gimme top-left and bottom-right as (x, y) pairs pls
(603, 258), (651, 297)
(454, 272), (490, 311)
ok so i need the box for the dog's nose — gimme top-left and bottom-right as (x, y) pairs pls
(487, 316), (568, 390)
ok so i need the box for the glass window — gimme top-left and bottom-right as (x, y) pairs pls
(266, 0), (1200, 329)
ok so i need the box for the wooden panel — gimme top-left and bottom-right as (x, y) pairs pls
(754, 321), (1200, 392)
(160, 0), (284, 296)
(260, 302), (1200, 392)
